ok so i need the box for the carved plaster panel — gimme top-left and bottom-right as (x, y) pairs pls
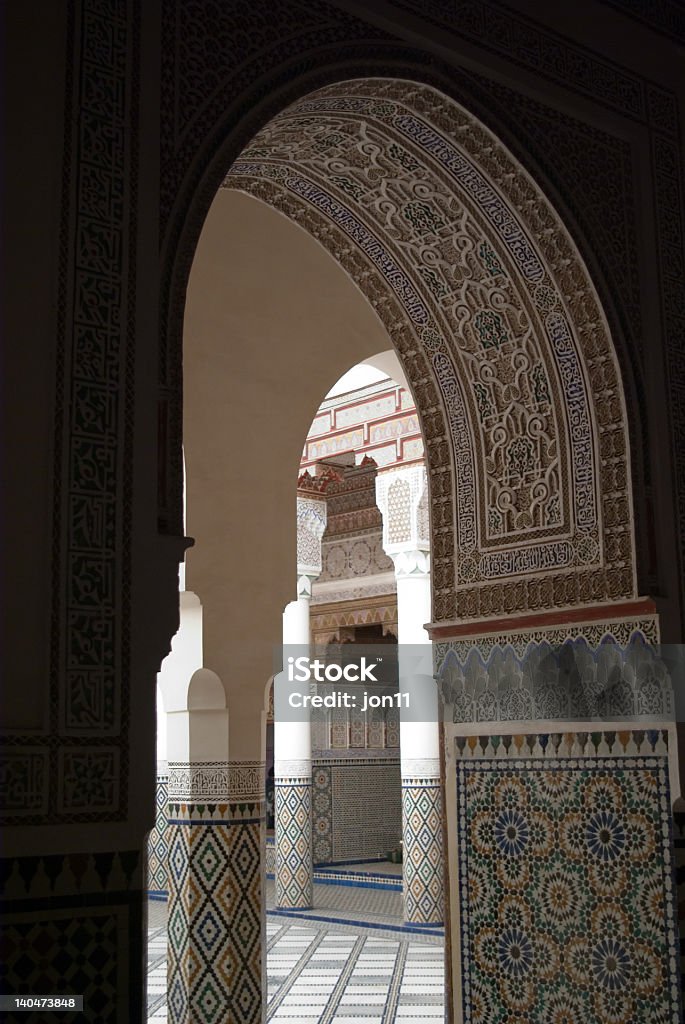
(224, 78), (636, 622)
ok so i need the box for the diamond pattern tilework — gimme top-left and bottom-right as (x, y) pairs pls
(275, 782), (313, 909)
(402, 783), (443, 925)
(167, 820), (264, 1024)
(456, 745), (683, 1023)
(265, 836), (276, 876)
(148, 772), (169, 895)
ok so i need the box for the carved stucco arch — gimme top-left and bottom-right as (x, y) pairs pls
(221, 78), (636, 624)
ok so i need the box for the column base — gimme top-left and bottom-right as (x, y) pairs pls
(167, 802), (265, 1024)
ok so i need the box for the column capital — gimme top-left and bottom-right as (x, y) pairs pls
(296, 467), (342, 580)
(375, 463), (430, 568)
(393, 548), (430, 578)
(296, 573), (314, 599)
(296, 485), (329, 581)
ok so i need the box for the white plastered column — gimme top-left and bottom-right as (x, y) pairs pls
(274, 490), (327, 909)
(376, 464), (443, 925)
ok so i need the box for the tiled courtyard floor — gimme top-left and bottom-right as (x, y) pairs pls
(147, 880), (445, 1023)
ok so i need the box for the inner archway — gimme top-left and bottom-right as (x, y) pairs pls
(270, 349), (434, 932)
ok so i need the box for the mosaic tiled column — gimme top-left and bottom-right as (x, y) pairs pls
(274, 485), (328, 909)
(166, 759), (265, 1024)
(376, 465), (444, 925)
(401, 774), (444, 924)
(274, 758), (313, 908)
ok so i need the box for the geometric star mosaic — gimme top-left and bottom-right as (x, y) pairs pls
(456, 742), (683, 1023)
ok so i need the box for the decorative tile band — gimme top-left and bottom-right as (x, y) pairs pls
(167, 801), (263, 824)
(455, 747), (682, 1023)
(402, 783), (444, 925)
(167, 761), (264, 801)
(274, 766), (311, 782)
(454, 728), (670, 760)
(1, 849), (143, 901)
(401, 778), (442, 788)
(313, 751), (400, 763)
(401, 757), (440, 779)
(313, 766), (333, 865)
(275, 782), (313, 910)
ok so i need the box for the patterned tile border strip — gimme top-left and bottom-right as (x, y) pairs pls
(454, 727), (669, 760)
(315, 860), (401, 875)
(167, 801), (264, 823)
(265, 870), (402, 892)
(152, 867), (403, 899)
(167, 760), (264, 801)
(313, 752), (400, 763)
(0, 849), (143, 901)
(266, 907), (443, 937)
